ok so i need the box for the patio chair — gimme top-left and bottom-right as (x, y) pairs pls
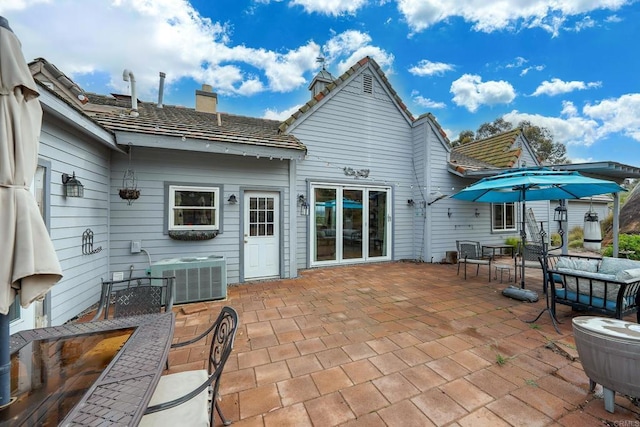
(91, 276), (175, 321)
(140, 306), (239, 427)
(514, 242), (545, 283)
(456, 240), (492, 282)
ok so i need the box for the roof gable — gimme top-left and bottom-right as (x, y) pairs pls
(452, 128), (526, 168)
(278, 56), (416, 134)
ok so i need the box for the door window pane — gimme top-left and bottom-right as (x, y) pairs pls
(248, 196), (275, 236)
(368, 190), (387, 257)
(343, 189), (363, 260)
(314, 188), (336, 261)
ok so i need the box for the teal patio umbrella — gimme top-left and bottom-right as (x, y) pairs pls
(451, 168), (625, 288)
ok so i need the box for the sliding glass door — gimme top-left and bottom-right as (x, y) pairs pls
(312, 184), (390, 265)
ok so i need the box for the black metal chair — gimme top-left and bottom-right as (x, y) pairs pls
(140, 306), (239, 427)
(456, 240), (492, 281)
(91, 276), (175, 321)
(514, 243), (545, 283)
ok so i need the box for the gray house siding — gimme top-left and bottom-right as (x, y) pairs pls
(288, 69), (415, 268)
(107, 147), (291, 285)
(38, 114), (111, 326)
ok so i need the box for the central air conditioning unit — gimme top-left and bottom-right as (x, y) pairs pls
(150, 255), (226, 304)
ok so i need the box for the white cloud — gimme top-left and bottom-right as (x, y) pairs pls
(583, 94), (640, 141)
(532, 78), (602, 96)
(412, 93), (446, 109)
(263, 104), (303, 120)
(4, 1), (397, 105)
(561, 100), (578, 117)
(450, 74), (516, 112)
(506, 57), (527, 69)
(503, 93), (640, 147)
(323, 31), (395, 75)
(503, 110), (600, 146)
(396, 0), (631, 36)
(408, 59), (454, 76)
(520, 65), (545, 76)
(290, 0), (368, 16)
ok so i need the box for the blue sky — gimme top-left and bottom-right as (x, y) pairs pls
(2, 0), (640, 165)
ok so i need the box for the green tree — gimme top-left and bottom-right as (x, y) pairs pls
(451, 129), (475, 147)
(476, 118), (512, 139)
(519, 121), (568, 165)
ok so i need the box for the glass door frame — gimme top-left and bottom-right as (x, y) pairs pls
(310, 183), (391, 266)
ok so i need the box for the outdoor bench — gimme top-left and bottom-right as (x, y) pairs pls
(545, 255), (640, 322)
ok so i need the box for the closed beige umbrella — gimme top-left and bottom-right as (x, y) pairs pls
(0, 20), (62, 315)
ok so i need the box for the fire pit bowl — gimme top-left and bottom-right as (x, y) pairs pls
(572, 316), (640, 413)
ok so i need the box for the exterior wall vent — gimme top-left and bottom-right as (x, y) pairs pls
(150, 255), (227, 303)
(363, 73), (373, 95)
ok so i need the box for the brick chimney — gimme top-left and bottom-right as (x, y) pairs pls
(195, 84), (217, 113)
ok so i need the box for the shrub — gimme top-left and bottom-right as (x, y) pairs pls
(567, 226), (584, 249)
(601, 234), (640, 260)
(550, 232), (561, 246)
(504, 236), (520, 250)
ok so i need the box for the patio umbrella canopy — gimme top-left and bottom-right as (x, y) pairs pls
(0, 16), (62, 405)
(451, 168), (625, 288)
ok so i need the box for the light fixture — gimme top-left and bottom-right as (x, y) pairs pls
(228, 194), (237, 204)
(407, 199), (415, 206)
(475, 208), (480, 217)
(447, 208), (452, 218)
(62, 172), (84, 198)
(554, 202), (568, 224)
(297, 194), (309, 215)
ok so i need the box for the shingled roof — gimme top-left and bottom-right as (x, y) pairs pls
(277, 56), (449, 145)
(85, 93), (306, 151)
(451, 128), (524, 171)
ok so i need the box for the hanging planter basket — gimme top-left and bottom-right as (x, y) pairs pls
(119, 188), (140, 201)
(119, 145), (140, 205)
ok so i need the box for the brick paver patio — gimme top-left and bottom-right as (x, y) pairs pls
(163, 261), (640, 426)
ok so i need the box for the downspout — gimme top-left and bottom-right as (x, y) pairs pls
(122, 69), (138, 117)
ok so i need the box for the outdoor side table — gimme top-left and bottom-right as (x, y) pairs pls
(494, 265), (512, 283)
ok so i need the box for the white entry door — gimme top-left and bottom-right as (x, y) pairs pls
(244, 191), (280, 280)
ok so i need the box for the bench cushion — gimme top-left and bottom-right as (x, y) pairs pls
(557, 268), (619, 301)
(555, 289), (634, 311)
(555, 257), (599, 273)
(616, 268), (640, 282)
(139, 370), (209, 427)
(599, 257), (640, 275)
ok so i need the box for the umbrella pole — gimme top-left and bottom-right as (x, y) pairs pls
(520, 197), (526, 289)
(0, 313), (10, 406)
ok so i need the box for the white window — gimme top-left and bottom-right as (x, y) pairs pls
(168, 185), (219, 230)
(492, 202), (516, 232)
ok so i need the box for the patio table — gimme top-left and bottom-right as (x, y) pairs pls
(482, 244), (514, 258)
(6, 311), (175, 426)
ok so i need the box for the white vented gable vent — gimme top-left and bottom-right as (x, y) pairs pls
(150, 255), (226, 304)
(363, 73), (373, 95)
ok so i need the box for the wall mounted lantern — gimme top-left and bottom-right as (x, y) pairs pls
(447, 208), (452, 218)
(475, 208), (480, 217)
(407, 199), (415, 206)
(228, 194), (237, 204)
(62, 172), (84, 198)
(297, 194), (309, 215)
